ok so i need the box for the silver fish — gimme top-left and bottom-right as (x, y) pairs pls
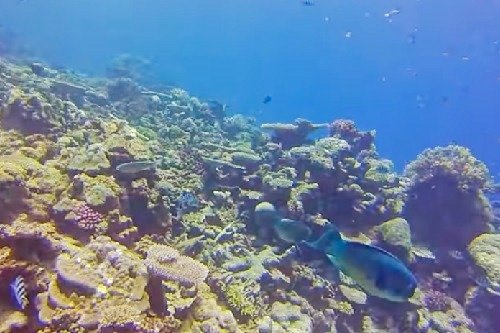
(115, 161), (156, 176)
(10, 275), (28, 310)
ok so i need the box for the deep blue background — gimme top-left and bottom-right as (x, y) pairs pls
(1, 0), (499, 175)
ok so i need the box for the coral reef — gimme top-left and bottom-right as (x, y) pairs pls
(0, 57), (496, 333)
(404, 145), (493, 250)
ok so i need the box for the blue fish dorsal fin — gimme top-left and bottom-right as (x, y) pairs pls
(305, 224), (343, 251)
(347, 241), (403, 263)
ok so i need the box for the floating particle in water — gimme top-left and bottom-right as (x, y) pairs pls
(407, 33), (416, 45)
(384, 8), (400, 18)
(405, 67), (418, 78)
(461, 56), (470, 61)
(381, 76), (386, 82)
(364, 12), (371, 18)
(324, 16), (330, 22)
(416, 94), (427, 109)
(345, 31), (352, 38)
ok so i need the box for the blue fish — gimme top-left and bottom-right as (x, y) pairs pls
(304, 224), (417, 302)
(10, 275), (28, 310)
(273, 218), (312, 243)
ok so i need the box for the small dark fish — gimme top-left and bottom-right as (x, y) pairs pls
(262, 95), (272, 104)
(10, 275), (28, 310)
(176, 190), (199, 217)
(302, 1), (314, 6)
(116, 161), (156, 176)
(303, 224), (417, 302)
(273, 218), (312, 243)
(206, 100), (227, 117)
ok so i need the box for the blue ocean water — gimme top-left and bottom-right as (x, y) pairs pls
(1, 0), (498, 173)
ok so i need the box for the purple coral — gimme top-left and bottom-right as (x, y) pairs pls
(328, 119), (374, 153)
(424, 289), (450, 311)
(72, 204), (102, 230)
(328, 119), (358, 139)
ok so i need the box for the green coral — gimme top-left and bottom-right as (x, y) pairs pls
(331, 299), (354, 315)
(221, 279), (260, 321)
(375, 217), (412, 259)
(67, 145), (111, 175)
(468, 233), (500, 289)
(75, 174), (122, 209)
(364, 158), (397, 186)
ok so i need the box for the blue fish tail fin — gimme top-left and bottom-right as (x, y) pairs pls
(305, 223), (343, 251)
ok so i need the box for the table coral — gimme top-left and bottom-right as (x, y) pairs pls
(145, 244), (209, 287)
(261, 118), (328, 149)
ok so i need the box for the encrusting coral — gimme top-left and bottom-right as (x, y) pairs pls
(0, 57), (497, 332)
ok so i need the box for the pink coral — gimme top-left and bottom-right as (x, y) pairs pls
(328, 119), (374, 153)
(424, 289), (450, 311)
(328, 119), (357, 138)
(72, 204), (102, 231)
